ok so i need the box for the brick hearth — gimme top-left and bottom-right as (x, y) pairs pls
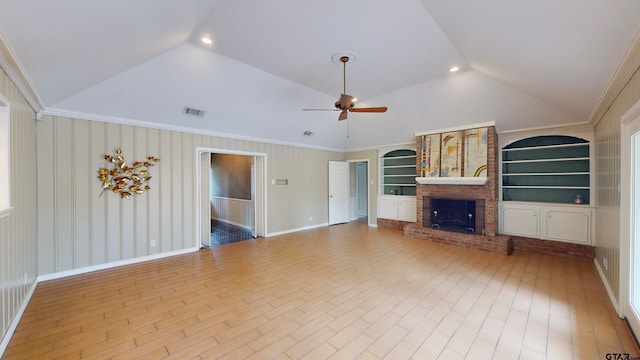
(404, 223), (513, 255)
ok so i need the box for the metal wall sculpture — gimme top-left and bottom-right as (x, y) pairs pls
(98, 148), (159, 199)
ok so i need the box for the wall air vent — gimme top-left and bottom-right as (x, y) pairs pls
(183, 106), (205, 117)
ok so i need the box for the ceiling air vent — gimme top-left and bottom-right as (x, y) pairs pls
(303, 130), (313, 136)
(183, 106), (205, 117)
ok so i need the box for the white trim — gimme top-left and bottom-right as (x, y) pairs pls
(415, 121), (495, 136)
(0, 280), (38, 357)
(37, 248), (198, 282)
(267, 223), (329, 237)
(595, 258), (622, 316)
(42, 108), (344, 153)
(416, 176), (488, 185)
(0, 29), (44, 110)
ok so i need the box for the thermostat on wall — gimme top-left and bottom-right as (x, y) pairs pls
(273, 179), (288, 185)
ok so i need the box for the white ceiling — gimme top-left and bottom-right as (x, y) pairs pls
(0, 0), (639, 150)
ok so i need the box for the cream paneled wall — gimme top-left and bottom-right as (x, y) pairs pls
(36, 115), (343, 275)
(594, 66), (640, 303)
(0, 69), (37, 344)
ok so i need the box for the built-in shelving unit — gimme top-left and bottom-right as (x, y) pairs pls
(381, 149), (417, 196)
(502, 135), (590, 204)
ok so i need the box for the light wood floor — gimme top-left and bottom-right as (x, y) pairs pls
(4, 222), (639, 359)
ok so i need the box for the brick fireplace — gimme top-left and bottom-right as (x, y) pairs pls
(404, 126), (513, 255)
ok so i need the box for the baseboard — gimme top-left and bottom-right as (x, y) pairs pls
(0, 280), (38, 357)
(267, 223), (329, 237)
(594, 258), (621, 316)
(37, 247), (199, 283)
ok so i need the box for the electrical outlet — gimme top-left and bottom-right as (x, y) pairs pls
(309, 216), (313, 222)
(603, 257), (608, 271)
(24, 273), (28, 284)
(150, 240), (157, 247)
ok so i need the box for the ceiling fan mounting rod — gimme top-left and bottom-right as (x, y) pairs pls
(341, 56), (348, 95)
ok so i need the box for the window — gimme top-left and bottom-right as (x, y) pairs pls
(0, 93), (11, 218)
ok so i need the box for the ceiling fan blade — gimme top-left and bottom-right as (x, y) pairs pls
(338, 110), (348, 121)
(302, 108), (340, 111)
(350, 107), (388, 113)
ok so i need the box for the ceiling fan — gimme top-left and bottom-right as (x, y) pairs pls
(304, 55), (388, 121)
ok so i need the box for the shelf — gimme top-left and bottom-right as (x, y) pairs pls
(503, 186), (589, 189)
(503, 172), (589, 176)
(503, 143), (587, 151)
(416, 177), (488, 185)
(503, 157), (589, 164)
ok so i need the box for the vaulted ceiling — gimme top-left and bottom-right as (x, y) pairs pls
(0, 0), (639, 150)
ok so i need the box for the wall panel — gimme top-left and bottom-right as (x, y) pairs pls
(74, 120), (91, 269)
(90, 122), (107, 264)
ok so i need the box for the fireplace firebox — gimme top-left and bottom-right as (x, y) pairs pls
(423, 197), (485, 235)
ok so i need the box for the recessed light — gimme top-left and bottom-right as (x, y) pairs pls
(449, 66), (459, 73)
(201, 37), (213, 45)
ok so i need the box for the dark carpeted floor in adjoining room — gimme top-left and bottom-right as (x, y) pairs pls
(210, 219), (254, 247)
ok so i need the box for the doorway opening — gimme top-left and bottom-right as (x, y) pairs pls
(197, 148), (266, 248)
(328, 159), (370, 226)
(351, 161), (369, 224)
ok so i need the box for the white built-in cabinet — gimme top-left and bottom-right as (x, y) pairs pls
(378, 195), (416, 222)
(499, 202), (593, 245)
(377, 144), (418, 222)
(499, 128), (595, 246)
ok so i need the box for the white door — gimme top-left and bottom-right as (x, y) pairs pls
(329, 161), (350, 225)
(621, 99), (640, 335)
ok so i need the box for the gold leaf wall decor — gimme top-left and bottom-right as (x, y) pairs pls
(98, 148), (159, 199)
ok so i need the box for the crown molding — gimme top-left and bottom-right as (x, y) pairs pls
(40, 108), (345, 153)
(590, 27), (640, 126)
(0, 29), (44, 111)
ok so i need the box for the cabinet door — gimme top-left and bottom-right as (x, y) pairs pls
(378, 197), (398, 220)
(501, 205), (539, 238)
(398, 198), (416, 222)
(543, 208), (591, 244)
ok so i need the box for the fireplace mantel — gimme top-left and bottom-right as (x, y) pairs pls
(415, 177), (488, 186)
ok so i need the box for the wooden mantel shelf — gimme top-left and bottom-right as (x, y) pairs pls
(415, 177), (489, 185)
